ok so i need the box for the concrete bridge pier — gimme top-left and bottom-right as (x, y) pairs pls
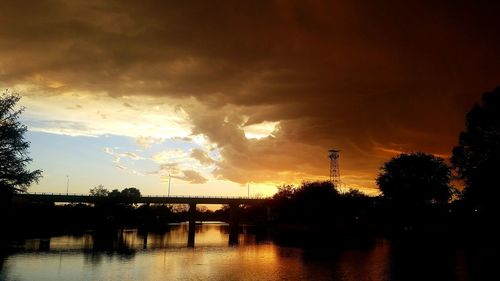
(143, 232), (148, 249)
(228, 203), (240, 245)
(266, 206), (273, 222)
(187, 203), (196, 247)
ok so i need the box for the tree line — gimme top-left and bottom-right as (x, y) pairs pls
(376, 86), (500, 214)
(89, 185), (142, 198)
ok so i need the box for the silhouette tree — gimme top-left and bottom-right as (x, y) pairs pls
(89, 185), (109, 196)
(377, 153), (452, 204)
(294, 181), (339, 203)
(292, 181), (339, 223)
(273, 184), (295, 201)
(108, 189), (121, 197)
(121, 187), (141, 198)
(119, 187), (141, 208)
(0, 91), (42, 197)
(451, 87), (500, 208)
(341, 188), (368, 198)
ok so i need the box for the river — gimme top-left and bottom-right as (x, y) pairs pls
(0, 222), (492, 281)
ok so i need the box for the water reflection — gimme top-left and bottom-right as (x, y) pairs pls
(15, 223), (245, 252)
(0, 223), (492, 281)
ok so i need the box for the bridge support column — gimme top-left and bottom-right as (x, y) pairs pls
(143, 232), (148, 249)
(266, 206), (272, 222)
(228, 203), (240, 245)
(188, 203), (196, 247)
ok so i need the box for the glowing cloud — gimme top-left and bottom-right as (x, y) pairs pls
(243, 121), (280, 139)
(18, 85), (192, 140)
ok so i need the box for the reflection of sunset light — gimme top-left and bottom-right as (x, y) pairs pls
(8, 225), (402, 281)
(335, 239), (391, 281)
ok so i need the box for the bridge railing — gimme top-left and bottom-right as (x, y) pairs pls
(22, 192), (271, 200)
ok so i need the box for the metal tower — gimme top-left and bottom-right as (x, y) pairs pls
(328, 149), (341, 188)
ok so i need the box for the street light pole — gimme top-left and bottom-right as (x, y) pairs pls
(168, 174), (171, 196)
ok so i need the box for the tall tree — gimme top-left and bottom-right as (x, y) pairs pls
(121, 187), (141, 198)
(108, 189), (121, 197)
(291, 181), (338, 223)
(0, 91), (42, 196)
(451, 87), (500, 208)
(377, 153), (452, 204)
(89, 185), (109, 197)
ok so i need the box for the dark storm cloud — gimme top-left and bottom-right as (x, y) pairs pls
(2, 0), (500, 190)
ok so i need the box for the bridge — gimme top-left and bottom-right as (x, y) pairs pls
(14, 193), (270, 205)
(14, 193), (272, 247)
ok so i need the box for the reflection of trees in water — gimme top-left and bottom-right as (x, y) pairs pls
(38, 238), (51, 251)
(332, 240), (391, 281)
(2, 225), (499, 281)
(0, 242), (7, 277)
(218, 224), (230, 234)
(287, 238), (488, 281)
(83, 230), (137, 265)
(389, 239), (458, 281)
(461, 242), (500, 281)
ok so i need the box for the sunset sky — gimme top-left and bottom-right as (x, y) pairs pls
(1, 0), (500, 197)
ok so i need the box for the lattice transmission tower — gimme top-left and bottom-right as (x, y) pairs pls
(328, 149), (341, 188)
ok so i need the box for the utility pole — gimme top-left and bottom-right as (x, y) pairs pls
(247, 183), (250, 198)
(66, 175), (69, 195)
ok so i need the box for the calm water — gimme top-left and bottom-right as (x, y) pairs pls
(0, 222), (489, 281)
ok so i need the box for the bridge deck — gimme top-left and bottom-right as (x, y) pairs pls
(15, 193), (271, 205)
